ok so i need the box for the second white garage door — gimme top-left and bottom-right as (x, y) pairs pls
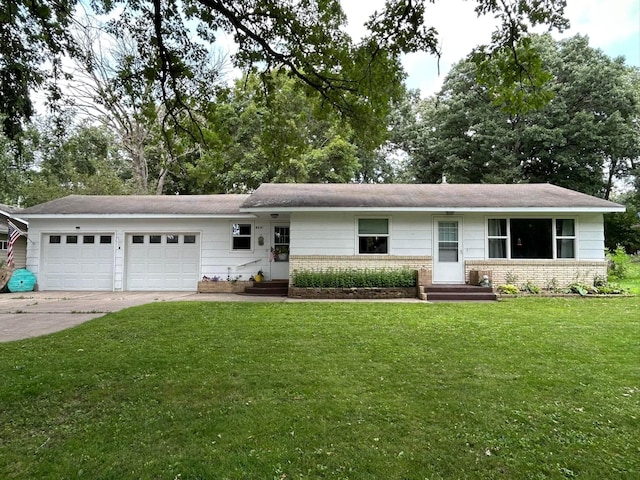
(125, 233), (200, 291)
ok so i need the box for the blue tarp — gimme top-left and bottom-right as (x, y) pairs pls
(8, 269), (37, 293)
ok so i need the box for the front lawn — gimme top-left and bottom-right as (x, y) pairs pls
(1, 299), (638, 479)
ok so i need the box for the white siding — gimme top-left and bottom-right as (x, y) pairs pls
(461, 214), (485, 260)
(577, 213), (606, 260)
(291, 211), (433, 256)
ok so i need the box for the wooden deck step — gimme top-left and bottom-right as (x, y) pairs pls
(425, 284), (497, 302)
(242, 280), (289, 296)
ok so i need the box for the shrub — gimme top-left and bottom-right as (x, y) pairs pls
(497, 284), (519, 295)
(522, 280), (541, 294)
(292, 268), (416, 288)
(607, 245), (631, 280)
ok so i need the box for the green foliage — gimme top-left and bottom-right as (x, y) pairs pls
(497, 284), (520, 295)
(607, 245), (632, 280)
(566, 283), (596, 296)
(398, 34), (640, 198)
(604, 194), (640, 253)
(292, 268), (416, 288)
(522, 280), (541, 294)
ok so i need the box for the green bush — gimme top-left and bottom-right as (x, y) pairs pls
(497, 284), (519, 295)
(607, 245), (631, 279)
(522, 280), (541, 294)
(292, 268), (416, 288)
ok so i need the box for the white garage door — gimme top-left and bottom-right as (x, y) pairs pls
(126, 233), (200, 291)
(42, 233), (115, 290)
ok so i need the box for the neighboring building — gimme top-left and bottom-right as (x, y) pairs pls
(18, 183), (624, 292)
(0, 203), (27, 268)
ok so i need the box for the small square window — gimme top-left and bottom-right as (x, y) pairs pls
(83, 235), (95, 244)
(183, 235), (196, 244)
(132, 235), (144, 244)
(149, 235), (162, 244)
(166, 235), (179, 244)
(50, 235), (61, 244)
(100, 235), (112, 244)
(66, 235), (78, 244)
(232, 224), (252, 250)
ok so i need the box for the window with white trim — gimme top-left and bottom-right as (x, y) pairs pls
(232, 223), (252, 250)
(358, 218), (389, 254)
(487, 219), (508, 259)
(0, 240), (7, 250)
(487, 218), (576, 259)
(556, 219), (576, 259)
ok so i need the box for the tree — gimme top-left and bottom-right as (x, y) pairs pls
(18, 116), (132, 206)
(0, 0), (75, 141)
(186, 72), (363, 193)
(2, 1), (569, 143)
(401, 35), (640, 197)
(65, 17), (227, 194)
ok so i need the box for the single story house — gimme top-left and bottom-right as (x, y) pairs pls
(17, 183), (624, 292)
(1, 203), (27, 268)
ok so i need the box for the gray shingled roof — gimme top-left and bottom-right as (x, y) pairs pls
(241, 183), (624, 211)
(16, 184), (625, 216)
(20, 194), (250, 216)
(0, 203), (20, 214)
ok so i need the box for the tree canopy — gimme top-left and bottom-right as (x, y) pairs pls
(393, 34), (640, 198)
(1, 0), (569, 143)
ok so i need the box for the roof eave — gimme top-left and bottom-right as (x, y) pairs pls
(241, 206), (626, 214)
(18, 213), (256, 219)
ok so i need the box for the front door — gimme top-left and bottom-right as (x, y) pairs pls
(433, 217), (464, 283)
(270, 224), (290, 280)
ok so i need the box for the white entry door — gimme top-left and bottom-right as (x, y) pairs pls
(270, 224), (290, 280)
(433, 218), (464, 283)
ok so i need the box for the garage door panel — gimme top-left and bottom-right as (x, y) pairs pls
(42, 234), (114, 290)
(126, 233), (200, 291)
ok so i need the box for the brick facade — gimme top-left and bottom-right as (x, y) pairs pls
(465, 260), (608, 289)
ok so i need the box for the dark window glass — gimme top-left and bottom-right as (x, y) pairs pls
(66, 235), (78, 244)
(233, 237), (252, 250)
(132, 235), (144, 244)
(184, 235), (196, 244)
(232, 224), (251, 250)
(100, 235), (112, 244)
(149, 235), (162, 244)
(359, 236), (388, 254)
(83, 235), (95, 244)
(510, 219), (552, 259)
(50, 235), (61, 244)
(166, 234), (179, 244)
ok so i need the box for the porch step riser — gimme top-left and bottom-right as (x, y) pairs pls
(424, 284), (497, 302)
(426, 286), (494, 293)
(426, 293), (498, 302)
(243, 280), (289, 296)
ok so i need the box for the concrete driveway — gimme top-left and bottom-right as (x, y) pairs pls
(0, 291), (288, 342)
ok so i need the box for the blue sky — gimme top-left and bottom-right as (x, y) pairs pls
(343, 0), (640, 96)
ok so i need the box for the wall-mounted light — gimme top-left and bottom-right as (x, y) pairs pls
(270, 213), (279, 219)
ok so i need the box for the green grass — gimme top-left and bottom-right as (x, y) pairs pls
(1, 299), (638, 479)
(615, 256), (640, 294)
